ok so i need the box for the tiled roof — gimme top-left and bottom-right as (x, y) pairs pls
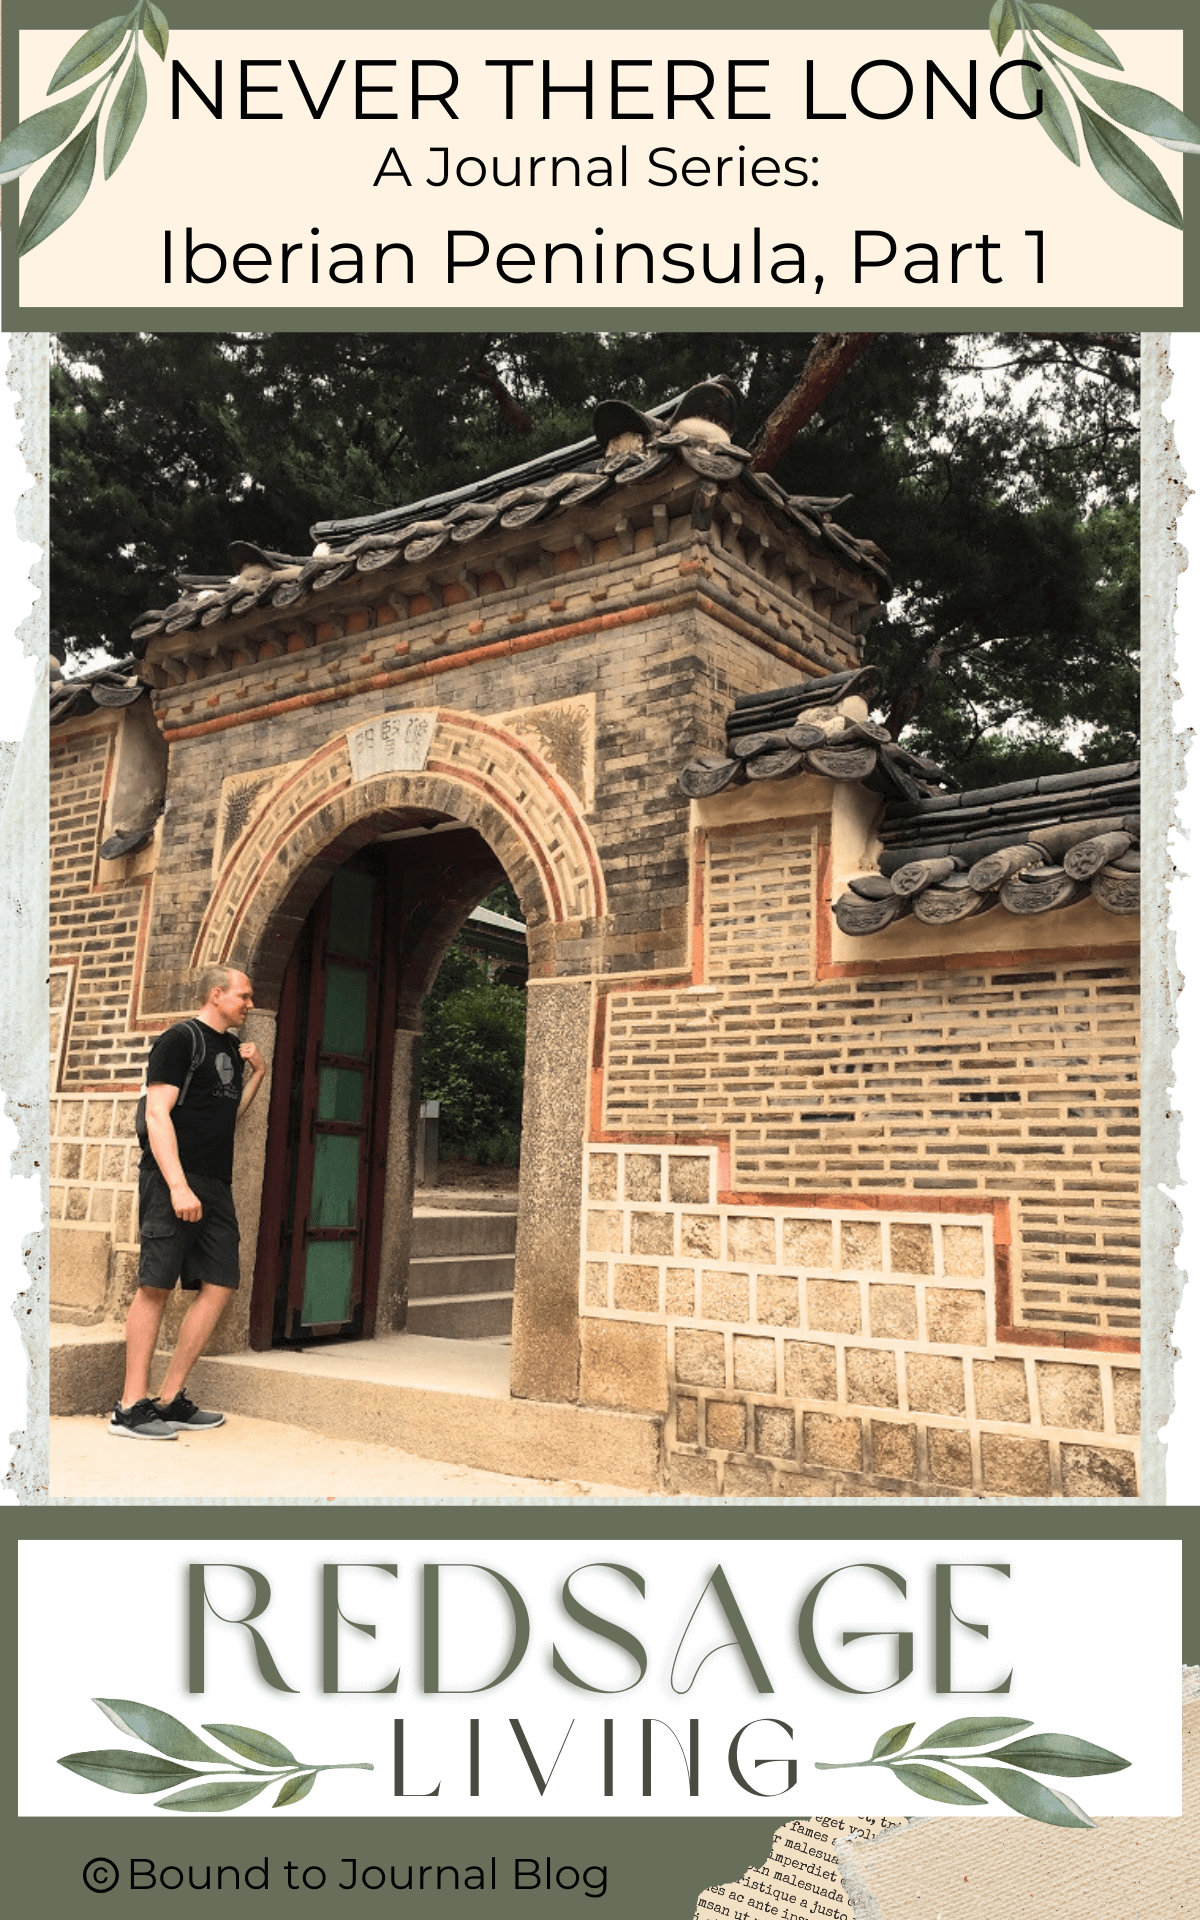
(128, 379), (891, 651)
(680, 680), (1139, 932)
(49, 655), (145, 726)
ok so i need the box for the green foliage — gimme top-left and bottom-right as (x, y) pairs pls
(51, 330), (1139, 783)
(420, 946), (526, 1165)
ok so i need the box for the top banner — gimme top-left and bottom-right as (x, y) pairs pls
(3, 14), (1196, 326)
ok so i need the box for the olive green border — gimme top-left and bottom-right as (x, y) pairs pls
(3, 2), (1196, 327)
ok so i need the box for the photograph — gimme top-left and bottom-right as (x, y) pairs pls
(45, 330), (1143, 1502)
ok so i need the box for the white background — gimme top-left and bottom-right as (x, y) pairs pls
(17, 1537), (1182, 1816)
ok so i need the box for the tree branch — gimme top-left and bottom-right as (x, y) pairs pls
(749, 333), (878, 471)
(471, 360), (534, 435)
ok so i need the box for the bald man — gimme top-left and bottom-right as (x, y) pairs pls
(111, 966), (265, 1440)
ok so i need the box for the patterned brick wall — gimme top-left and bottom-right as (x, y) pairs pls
(580, 1145), (1139, 1499)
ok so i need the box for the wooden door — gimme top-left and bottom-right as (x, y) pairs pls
(251, 852), (398, 1347)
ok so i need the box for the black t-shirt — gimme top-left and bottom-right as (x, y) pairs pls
(144, 1021), (245, 1183)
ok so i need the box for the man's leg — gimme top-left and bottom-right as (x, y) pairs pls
(120, 1286), (172, 1407)
(154, 1283), (232, 1403)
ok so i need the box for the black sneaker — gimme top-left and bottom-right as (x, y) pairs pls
(108, 1398), (178, 1440)
(155, 1392), (226, 1432)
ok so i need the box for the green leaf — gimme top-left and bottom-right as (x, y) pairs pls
(956, 1764), (1097, 1826)
(203, 1723), (299, 1767)
(58, 1749), (202, 1795)
(104, 49), (147, 178)
(990, 0), (1017, 56)
(1063, 64), (1200, 153)
(889, 1763), (988, 1807)
(48, 17), (131, 95)
(142, 3), (170, 59)
(1023, 50), (1080, 164)
(274, 1770), (317, 1807)
(983, 1732), (1131, 1777)
(1024, 7), (1123, 69)
(0, 81), (102, 185)
(17, 118), (99, 256)
(93, 1698), (234, 1765)
(155, 1777), (272, 1812)
(916, 1716), (1034, 1750)
(1079, 103), (1182, 228)
(871, 1722), (915, 1759)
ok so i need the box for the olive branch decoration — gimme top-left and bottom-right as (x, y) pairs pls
(58, 1698), (373, 1813)
(990, 3), (1199, 227)
(0, 6), (170, 258)
(817, 1713), (1130, 1828)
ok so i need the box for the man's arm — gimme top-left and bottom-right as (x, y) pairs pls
(144, 1082), (202, 1222)
(238, 1042), (266, 1116)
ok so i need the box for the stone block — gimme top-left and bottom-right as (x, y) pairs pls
(85, 1100), (115, 1137)
(784, 1340), (838, 1401)
(869, 1284), (917, 1339)
(755, 1405), (796, 1457)
(980, 1432), (1051, 1496)
(1060, 1444), (1137, 1498)
(613, 1263), (660, 1312)
(585, 1209), (623, 1253)
(588, 1153), (618, 1199)
(807, 1279), (861, 1332)
(727, 1214), (776, 1263)
(803, 1411), (863, 1471)
(846, 1347), (899, 1409)
(682, 1214), (721, 1258)
(906, 1353), (966, 1414)
(701, 1269), (750, 1322)
(782, 1218), (833, 1267)
(943, 1224), (986, 1276)
(842, 1221), (882, 1270)
(668, 1155), (711, 1204)
(926, 1288), (987, 1347)
(665, 1268), (695, 1315)
(584, 1262), (609, 1308)
(928, 1427), (974, 1487)
(733, 1335), (777, 1392)
(973, 1358), (1030, 1423)
(777, 1470), (837, 1498)
(707, 1400), (747, 1451)
(59, 1141), (81, 1179)
(889, 1222), (935, 1274)
(631, 1211), (675, 1256)
(669, 1453), (720, 1496)
(724, 1458), (775, 1497)
(756, 1274), (801, 1326)
(1112, 1368), (1140, 1436)
(872, 1421), (917, 1480)
(49, 1226), (111, 1311)
(675, 1329), (726, 1388)
(673, 1394), (700, 1445)
(624, 1153), (662, 1201)
(1036, 1362), (1104, 1433)
(580, 1318), (668, 1413)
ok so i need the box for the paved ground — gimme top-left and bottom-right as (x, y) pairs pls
(49, 1413), (661, 1502)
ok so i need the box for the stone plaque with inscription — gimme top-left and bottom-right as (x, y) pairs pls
(348, 711), (438, 782)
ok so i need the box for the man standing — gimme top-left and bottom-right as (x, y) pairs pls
(110, 966), (265, 1439)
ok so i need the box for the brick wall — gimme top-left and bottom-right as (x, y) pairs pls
(584, 805), (1141, 1497)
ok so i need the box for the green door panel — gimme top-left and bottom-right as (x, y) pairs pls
(329, 866), (376, 960)
(321, 963), (369, 1056)
(310, 1132), (361, 1229)
(317, 1065), (365, 1123)
(301, 1239), (353, 1326)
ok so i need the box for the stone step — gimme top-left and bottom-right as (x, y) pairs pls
(412, 1208), (518, 1257)
(408, 1252), (516, 1300)
(406, 1292), (514, 1339)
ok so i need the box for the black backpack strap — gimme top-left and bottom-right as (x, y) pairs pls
(175, 1018), (207, 1109)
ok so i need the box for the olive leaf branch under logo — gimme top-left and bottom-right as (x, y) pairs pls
(0, 5), (170, 258)
(990, 2), (1199, 227)
(58, 1699), (373, 1812)
(817, 1714), (1130, 1828)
